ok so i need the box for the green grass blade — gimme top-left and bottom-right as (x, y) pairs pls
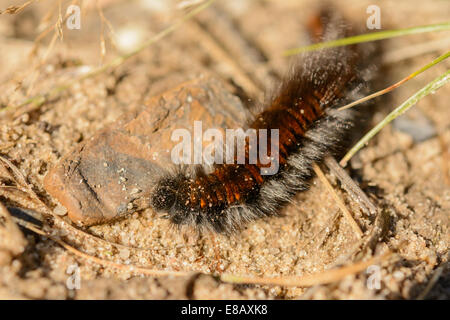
(338, 51), (450, 111)
(284, 22), (450, 56)
(340, 69), (450, 167)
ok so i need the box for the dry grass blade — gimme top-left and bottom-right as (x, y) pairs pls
(416, 264), (445, 300)
(97, 0), (117, 54)
(0, 0), (35, 14)
(56, 0), (64, 40)
(313, 163), (364, 238)
(220, 251), (392, 287)
(324, 156), (378, 216)
(338, 51), (450, 111)
(15, 207), (393, 288)
(2, 0), (216, 118)
(97, 1), (108, 64)
(0, 156), (31, 190)
(29, 0), (78, 58)
(0, 155), (182, 254)
(24, 0), (79, 96)
(19, 220), (192, 278)
(1, 153), (393, 288)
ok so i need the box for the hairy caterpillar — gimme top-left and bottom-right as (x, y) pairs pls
(151, 11), (379, 233)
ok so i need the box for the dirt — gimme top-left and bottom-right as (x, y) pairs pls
(0, 0), (449, 300)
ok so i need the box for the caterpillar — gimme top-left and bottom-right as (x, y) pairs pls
(151, 11), (379, 233)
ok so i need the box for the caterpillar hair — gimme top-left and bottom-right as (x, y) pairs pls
(150, 10), (380, 233)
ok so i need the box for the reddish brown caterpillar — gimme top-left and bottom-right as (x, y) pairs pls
(151, 11), (379, 233)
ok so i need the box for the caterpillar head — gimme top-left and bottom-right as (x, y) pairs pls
(151, 177), (179, 212)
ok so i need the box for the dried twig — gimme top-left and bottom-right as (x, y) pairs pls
(220, 251), (392, 287)
(416, 264), (445, 300)
(24, 0), (79, 96)
(96, 0), (117, 64)
(324, 156), (378, 216)
(0, 154), (187, 254)
(312, 163), (364, 238)
(19, 221), (192, 278)
(0, 0), (36, 15)
(15, 207), (393, 289)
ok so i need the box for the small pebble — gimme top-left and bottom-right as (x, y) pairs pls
(53, 205), (68, 216)
(119, 248), (130, 260)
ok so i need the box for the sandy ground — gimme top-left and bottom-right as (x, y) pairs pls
(0, 0), (449, 299)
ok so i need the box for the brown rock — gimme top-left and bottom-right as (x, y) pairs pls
(44, 77), (247, 226)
